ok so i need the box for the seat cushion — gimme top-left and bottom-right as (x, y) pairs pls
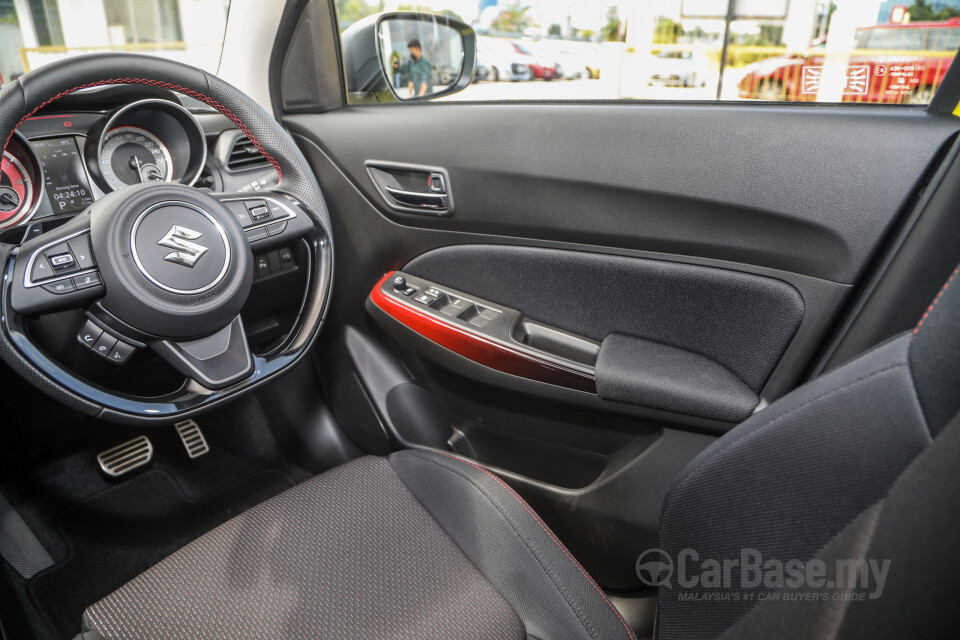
(81, 452), (635, 640)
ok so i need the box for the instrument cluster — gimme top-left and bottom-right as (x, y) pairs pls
(1, 98), (207, 231)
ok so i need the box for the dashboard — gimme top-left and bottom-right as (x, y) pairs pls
(0, 85), (278, 239)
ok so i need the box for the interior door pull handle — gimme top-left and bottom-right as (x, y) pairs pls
(384, 186), (448, 211)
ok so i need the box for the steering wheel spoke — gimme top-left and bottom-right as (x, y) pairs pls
(151, 316), (254, 390)
(9, 214), (106, 315)
(213, 191), (315, 250)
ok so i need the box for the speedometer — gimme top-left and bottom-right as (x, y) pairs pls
(0, 151), (35, 229)
(98, 127), (173, 191)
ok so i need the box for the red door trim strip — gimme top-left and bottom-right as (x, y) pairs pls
(369, 271), (596, 393)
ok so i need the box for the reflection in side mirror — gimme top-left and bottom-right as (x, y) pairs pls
(341, 12), (477, 104)
(379, 18), (464, 100)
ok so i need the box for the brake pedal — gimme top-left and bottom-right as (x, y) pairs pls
(175, 420), (210, 459)
(97, 435), (153, 477)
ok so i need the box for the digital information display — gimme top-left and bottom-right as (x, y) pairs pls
(32, 137), (95, 215)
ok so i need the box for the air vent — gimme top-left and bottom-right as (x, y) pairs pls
(227, 136), (271, 171)
(97, 436), (153, 477)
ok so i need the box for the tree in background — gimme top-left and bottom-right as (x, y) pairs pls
(908, 0), (960, 20)
(490, 5), (533, 34)
(600, 17), (621, 42)
(397, 4), (463, 20)
(654, 17), (681, 44)
(336, 0), (385, 24)
(548, 23), (561, 37)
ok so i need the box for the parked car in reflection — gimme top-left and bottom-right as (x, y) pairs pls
(477, 36), (533, 82)
(648, 49), (710, 87)
(737, 19), (960, 103)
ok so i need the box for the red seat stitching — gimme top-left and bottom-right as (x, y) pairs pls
(913, 266), (958, 337)
(3, 77), (283, 184)
(433, 450), (635, 640)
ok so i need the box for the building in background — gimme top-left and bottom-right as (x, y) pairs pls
(0, 0), (227, 84)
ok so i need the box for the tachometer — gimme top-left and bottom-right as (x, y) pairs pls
(98, 126), (173, 191)
(0, 151), (35, 229)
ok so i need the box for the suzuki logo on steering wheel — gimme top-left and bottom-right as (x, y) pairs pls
(158, 225), (209, 268)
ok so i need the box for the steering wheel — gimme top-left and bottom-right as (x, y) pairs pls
(0, 54), (334, 424)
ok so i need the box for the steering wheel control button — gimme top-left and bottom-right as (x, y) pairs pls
(266, 222), (286, 236)
(247, 201), (271, 222)
(30, 254), (53, 281)
(77, 320), (104, 349)
(106, 341), (136, 364)
(225, 201), (254, 227)
(49, 252), (75, 270)
(43, 279), (76, 294)
(66, 235), (96, 269)
(279, 247), (295, 268)
(246, 226), (268, 242)
(130, 202), (230, 295)
(73, 272), (103, 290)
(91, 333), (118, 358)
(255, 254), (271, 277)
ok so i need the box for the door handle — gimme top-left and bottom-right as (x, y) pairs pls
(365, 161), (454, 216)
(384, 186), (448, 210)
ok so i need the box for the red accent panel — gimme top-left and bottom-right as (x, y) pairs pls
(369, 272), (596, 393)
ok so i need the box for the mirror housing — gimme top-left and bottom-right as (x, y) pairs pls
(341, 12), (477, 103)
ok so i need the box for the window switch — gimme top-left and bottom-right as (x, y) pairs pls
(414, 293), (436, 306)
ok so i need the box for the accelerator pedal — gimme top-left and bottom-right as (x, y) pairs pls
(175, 420), (210, 459)
(97, 435), (153, 477)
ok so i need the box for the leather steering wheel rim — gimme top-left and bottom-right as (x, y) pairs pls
(0, 53), (335, 424)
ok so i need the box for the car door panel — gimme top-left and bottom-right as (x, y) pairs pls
(287, 105), (958, 282)
(286, 101), (958, 592)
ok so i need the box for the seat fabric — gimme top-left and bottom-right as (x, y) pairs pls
(81, 452), (635, 640)
(656, 262), (960, 640)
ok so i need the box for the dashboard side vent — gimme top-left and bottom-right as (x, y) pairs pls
(227, 136), (271, 171)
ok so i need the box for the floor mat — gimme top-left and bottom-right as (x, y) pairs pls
(27, 468), (292, 639)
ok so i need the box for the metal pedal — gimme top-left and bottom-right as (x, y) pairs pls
(175, 420), (210, 459)
(97, 435), (153, 477)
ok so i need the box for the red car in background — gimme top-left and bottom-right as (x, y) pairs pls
(514, 41), (558, 80)
(738, 18), (960, 103)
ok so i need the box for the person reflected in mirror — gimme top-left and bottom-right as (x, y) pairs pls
(406, 39), (433, 98)
(390, 51), (402, 89)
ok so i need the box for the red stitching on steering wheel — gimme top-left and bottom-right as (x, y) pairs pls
(4, 77), (283, 184)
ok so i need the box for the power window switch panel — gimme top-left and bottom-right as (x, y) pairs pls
(440, 297), (473, 317)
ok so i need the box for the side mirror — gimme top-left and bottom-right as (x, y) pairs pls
(341, 12), (477, 103)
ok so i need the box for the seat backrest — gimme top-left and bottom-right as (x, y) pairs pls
(655, 264), (960, 640)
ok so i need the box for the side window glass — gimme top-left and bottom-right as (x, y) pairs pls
(335, 1), (959, 106)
